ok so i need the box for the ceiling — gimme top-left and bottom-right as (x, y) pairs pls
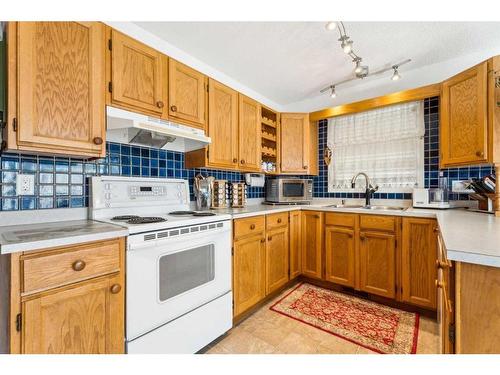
(134, 22), (500, 112)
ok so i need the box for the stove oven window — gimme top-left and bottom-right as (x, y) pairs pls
(158, 245), (215, 301)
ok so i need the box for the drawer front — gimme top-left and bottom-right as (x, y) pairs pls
(360, 214), (396, 232)
(22, 239), (121, 294)
(325, 212), (356, 228)
(266, 212), (289, 230)
(234, 215), (266, 239)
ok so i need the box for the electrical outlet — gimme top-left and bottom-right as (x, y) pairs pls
(16, 174), (35, 196)
(452, 180), (474, 194)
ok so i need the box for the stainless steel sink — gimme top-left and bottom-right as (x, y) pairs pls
(364, 206), (407, 211)
(326, 204), (365, 208)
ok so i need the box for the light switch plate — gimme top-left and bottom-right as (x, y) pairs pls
(16, 174), (35, 195)
(452, 180), (474, 194)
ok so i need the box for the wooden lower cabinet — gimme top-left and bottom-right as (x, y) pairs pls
(324, 225), (355, 288)
(401, 218), (438, 309)
(289, 211), (302, 279)
(232, 232), (266, 317)
(301, 211), (323, 279)
(359, 230), (396, 299)
(266, 226), (289, 294)
(22, 273), (123, 354)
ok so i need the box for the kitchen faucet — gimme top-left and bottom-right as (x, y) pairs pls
(351, 172), (379, 207)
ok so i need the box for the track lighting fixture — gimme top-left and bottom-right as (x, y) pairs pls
(330, 86), (337, 98)
(391, 66), (401, 81)
(321, 21), (411, 98)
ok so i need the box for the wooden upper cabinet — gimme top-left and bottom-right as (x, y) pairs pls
(266, 226), (289, 295)
(359, 230), (396, 299)
(301, 211), (323, 279)
(169, 59), (207, 129)
(207, 79), (239, 169)
(109, 29), (168, 117)
(401, 218), (438, 309)
(280, 113), (310, 174)
(12, 22), (106, 157)
(22, 273), (124, 354)
(238, 94), (262, 172)
(289, 211), (302, 279)
(324, 225), (356, 288)
(440, 61), (489, 167)
(232, 232), (266, 317)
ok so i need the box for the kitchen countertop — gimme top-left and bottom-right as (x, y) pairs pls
(0, 220), (128, 254)
(222, 201), (500, 268)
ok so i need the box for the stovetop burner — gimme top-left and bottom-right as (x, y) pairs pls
(168, 211), (195, 216)
(112, 215), (140, 221)
(192, 212), (216, 217)
(127, 216), (167, 224)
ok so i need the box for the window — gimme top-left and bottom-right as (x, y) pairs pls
(327, 101), (425, 193)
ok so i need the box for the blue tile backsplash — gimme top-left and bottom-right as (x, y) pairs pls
(0, 96), (494, 211)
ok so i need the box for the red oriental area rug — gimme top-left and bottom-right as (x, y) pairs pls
(270, 283), (419, 354)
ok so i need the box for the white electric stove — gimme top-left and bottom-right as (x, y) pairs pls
(90, 176), (233, 354)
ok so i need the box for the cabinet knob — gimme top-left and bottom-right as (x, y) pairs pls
(433, 227), (439, 233)
(156, 101), (164, 108)
(303, 165), (308, 170)
(233, 158), (238, 163)
(268, 236), (272, 241)
(72, 260), (86, 271)
(240, 159), (246, 165)
(261, 238), (266, 243)
(360, 234), (366, 240)
(250, 224), (256, 230)
(93, 137), (103, 145)
(110, 284), (122, 294)
(475, 151), (484, 158)
(170, 105), (178, 112)
(314, 214), (320, 218)
(277, 218), (282, 223)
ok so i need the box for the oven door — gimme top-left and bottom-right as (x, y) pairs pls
(126, 220), (232, 341)
(280, 180), (308, 202)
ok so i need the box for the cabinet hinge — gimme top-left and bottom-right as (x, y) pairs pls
(108, 39), (112, 50)
(206, 149), (209, 159)
(108, 82), (113, 93)
(231, 247), (234, 256)
(15, 313), (22, 332)
(449, 324), (455, 343)
(12, 118), (17, 132)
(206, 83), (209, 93)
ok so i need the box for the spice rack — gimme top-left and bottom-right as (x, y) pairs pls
(261, 106), (280, 174)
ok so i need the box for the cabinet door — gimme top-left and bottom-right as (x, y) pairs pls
(22, 274), (124, 354)
(441, 62), (489, 167)
(238, 94), (262, 171)
(110, 30), (167, 117)
(324, 225), (355, 288)
(207, 79), (239, 169)
(401, 218), (438, 309)
(359, 231), (396, 299)
(289, 211), (302, 279)
(16, 22), (105, 157)
(266, 226), (289, 295)
(280, 113), (309, 173)
(169, 59), (206, 128)
(301, 211), (323, 279)
(233, 234), (266, 317)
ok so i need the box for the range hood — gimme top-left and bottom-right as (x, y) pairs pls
(106, 106), (211, 152)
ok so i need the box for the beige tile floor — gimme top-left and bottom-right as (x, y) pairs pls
(205, 286), (439, 354)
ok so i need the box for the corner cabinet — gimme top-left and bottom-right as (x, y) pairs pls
(168, 59), (207, 129)
(108, 29), (168, 118)
(6, 22), (106, 158)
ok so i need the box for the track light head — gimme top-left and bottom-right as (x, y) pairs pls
(341, 39), (353, 54)
(330, 86), (337, 98)
(325, 22), (337, 31)
(391, 66), (401, 81)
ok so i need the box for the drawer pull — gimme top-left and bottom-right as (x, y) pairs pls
(110, 284), (122, 294)
(277, 218), (282, 223)
(72, 260), (86, 272)
(250, 224), (256, 230)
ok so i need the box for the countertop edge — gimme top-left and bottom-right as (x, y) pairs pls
(0, 228), (129, 255)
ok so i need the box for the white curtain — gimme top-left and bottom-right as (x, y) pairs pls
(327, 101), (425, 192)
